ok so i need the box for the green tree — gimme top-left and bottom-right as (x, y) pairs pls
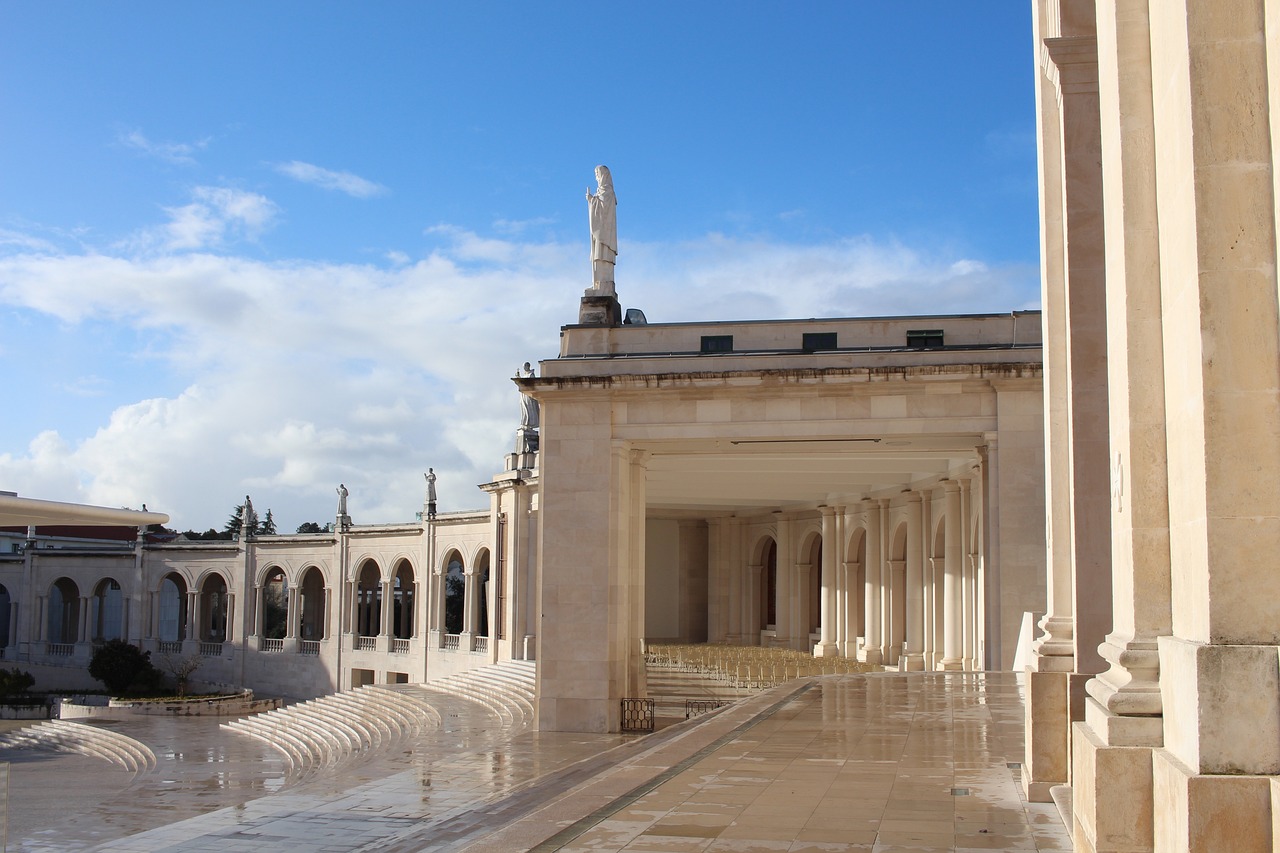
(88, 640), (164, 695)
(260, 509), (277, 535)
(296, 521), (323, 534)
(0, 667), (35, 697)
(224, 504), (244, 536)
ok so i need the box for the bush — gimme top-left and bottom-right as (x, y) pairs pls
(0, 667), (34, 697)
(88, 640), (164, 695)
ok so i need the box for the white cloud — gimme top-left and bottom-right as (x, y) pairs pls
(119, 129), (208, 166)
(126, 186), (280, 253)
(0, 227), (1038, 530)
(275, 161), (387, 198)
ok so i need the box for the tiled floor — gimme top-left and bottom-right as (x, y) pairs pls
(5, 673), (1068, 852)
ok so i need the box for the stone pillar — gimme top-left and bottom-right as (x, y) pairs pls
(981, 433), (1003, 669)
(860, 501), (883, 665)
(816, 507), (839, 656)
(1026, 5), (1112, 801)
(285, 586), (298, 640)
(224, 593), (235, 644)
(535, 390), (648, 730)
(1145, 1), (1280, 848)
(774, 514), (794, 648)
(903, 493), (924, 670)
(1070, 1), (1172, 850)
(941, 482), (964, 670)
(841, 561), (860, 657)
(876, 500), (893, 663)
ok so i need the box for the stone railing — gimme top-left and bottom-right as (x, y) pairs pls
(442, 633), (461, 650)
(199, 642), (223, 657)
(259, 637), (284, 653)
(473, 636), (488, 654)
(391, 638), (410, 654)
(157, 640), (182, 655)
(46, 643), (73, 657)
(299, 640), (320, 656)
(354, 636), (376, 651)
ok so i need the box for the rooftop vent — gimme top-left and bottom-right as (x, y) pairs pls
(700, 335), (733, 354)
(802, 332), (837, 352)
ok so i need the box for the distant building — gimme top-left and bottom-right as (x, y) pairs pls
(0, 310), (1043, 709)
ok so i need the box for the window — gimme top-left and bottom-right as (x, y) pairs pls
(906, 329), (944, 349)
(700, 335), (733, 353)
(802, 332), (837, 351)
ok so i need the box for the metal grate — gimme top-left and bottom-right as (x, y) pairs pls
(620, 698), (655, 733)
(685, 699), (728, 719)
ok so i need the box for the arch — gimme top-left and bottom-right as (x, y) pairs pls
(299, 566), (326, 641)
(199, 572), (229, 643)
(475, 548), (491, 638)
(261, 567), (288, 640)
(92, 577), (124, 642)
(391, 559), (414, 640)
(356, 559), (382, 637)
(443, 549), (465, 636)
(847, 524), (867, 641)
(758, 537), (777, 630)
(158, 573), (188, 643)
(49, 577), (80, 644)
(800, 531), (822, 636)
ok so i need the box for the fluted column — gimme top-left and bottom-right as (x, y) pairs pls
(860, 501), (883, 665)
(941, 481), (964, 670)
(903, 493), (925, 670)
(815, 506), (836, 656)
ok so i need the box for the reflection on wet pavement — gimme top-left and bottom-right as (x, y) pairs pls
(2, 673), (1068, 852)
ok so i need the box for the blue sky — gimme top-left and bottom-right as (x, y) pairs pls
(0, 3), (1039, 530)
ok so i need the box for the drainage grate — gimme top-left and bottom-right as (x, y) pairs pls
(950, 787), (971, 796)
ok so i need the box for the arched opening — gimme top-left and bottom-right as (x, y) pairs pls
(48, 578), (80, 644)
(392, 560), (414, 639)
(356, 560), (381, 637)
(199, 574), (228, 643)
(261, 568), (288, 639)
(475, 549), (491, 638)
(92, 578), (124, 642)
(759, 538), (777, 630)
(158, 574), (187, 643)
(0, 584), (11, 648)
(805, 534), (822, 636)
(848, 526), (867, 643)
(443, 550), (465, 636)
(299, 567), (326, 641)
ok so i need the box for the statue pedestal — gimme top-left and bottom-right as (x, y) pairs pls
(578, 292), (621, 326)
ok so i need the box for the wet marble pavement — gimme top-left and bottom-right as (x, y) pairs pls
(1, 673), (1067, 852)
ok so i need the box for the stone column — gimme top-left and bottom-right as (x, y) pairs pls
(745, 559), (762, 641)
(224, 593), (234, 644)
(941, 482), (964, 670)
(1070, 1), (1172, 850)
(1145, 0), (1280, 848)
(1026, 7), (1112, 801)
(860, 501), (883, 664)
(876, 500), (892, 662)
(774, 514), (794, 648)
(903, 493), (925, 670)
(816, 507), (839, 656)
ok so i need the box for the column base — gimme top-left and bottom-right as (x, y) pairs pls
(1072, 718), (1155, 853)
(1023, 669), (1070, 802)
(939, 658), (965, 671)
(1153, 748), (1271, 852)
(858, 647), (883, 665)
(899, 653), (925, 671)
(814, 642), (840, 657)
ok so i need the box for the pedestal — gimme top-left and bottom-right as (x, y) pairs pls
(578, 293), (621, 326)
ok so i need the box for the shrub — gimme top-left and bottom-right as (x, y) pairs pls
(0, 667), (34, 697)
(88, 640), (163, 696)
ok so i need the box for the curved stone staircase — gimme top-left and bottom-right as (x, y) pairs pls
(0, 719), (157, 775)
(223, 659), (537, 779)
(222, 683), (440, 778)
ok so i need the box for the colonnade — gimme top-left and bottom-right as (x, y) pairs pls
(706, 473), (988, 672)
